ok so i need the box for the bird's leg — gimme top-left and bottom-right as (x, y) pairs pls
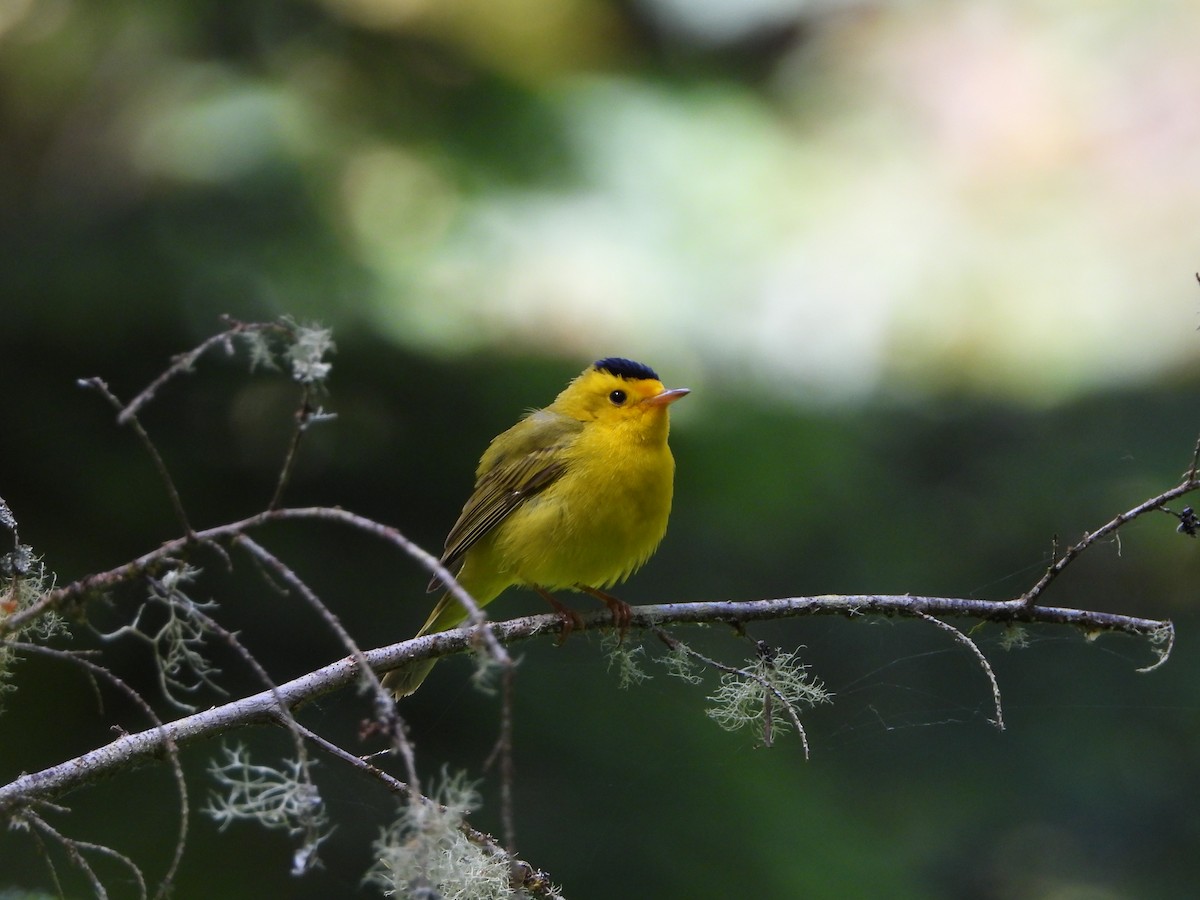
(577, 585), (632, 640)
(534, 585), (584, 644)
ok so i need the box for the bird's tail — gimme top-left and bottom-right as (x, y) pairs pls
(383, 592), (469, 698)
(382, 657), (437, 698)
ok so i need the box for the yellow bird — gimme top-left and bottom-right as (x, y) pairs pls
(386, 357), (689, 696)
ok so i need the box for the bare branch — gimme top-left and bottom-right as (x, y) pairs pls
(0, 507), (509, 670)
(1021, 464), (1200, 606)
(115, 318), (265, 424)
(267, 384), (314, 511)
(0, 588), (1174, 816)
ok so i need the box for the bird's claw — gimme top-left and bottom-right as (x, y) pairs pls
(579, 585), (632, 641)
(535, 586), (585, 645)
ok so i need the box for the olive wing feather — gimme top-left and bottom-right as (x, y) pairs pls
(428, 411), (582, 591)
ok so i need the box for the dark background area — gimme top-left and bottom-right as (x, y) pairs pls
(3, 1), (1200, 898)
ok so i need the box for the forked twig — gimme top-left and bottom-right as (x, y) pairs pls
(1022, 440), (1200, 606)
(13, 642), (187, 900)
(116, 317), (270, 424)
(20, 808), (130, 900)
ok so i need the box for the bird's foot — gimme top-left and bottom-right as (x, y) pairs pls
(535, 586), (584, 644)
(578, 585), (632, 640)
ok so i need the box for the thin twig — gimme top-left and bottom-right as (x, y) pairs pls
(13, 642), (187, 900)
(235, 535), (420, 795)
(1022, 471), (1200, 606)
(294, 722), (410, 795)
(15, 501), (1174, 666)
(913, 612), (1004, 731)
(21, 810), (115, 900)
(181, 605), (318, 798)
(1186, 433), (1200, 483)
(498, 664), (516, 852)
(116, 317), (282, 424)
(2, 506), (514, 677)
(267, 385), (311, 511)
(4, 498), (1175, 660)
(482, 662), (519, 852)
(27, 812), (68, 899)
(78, 377), (195, 538)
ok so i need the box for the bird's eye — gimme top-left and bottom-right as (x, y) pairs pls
(609, 389), (627, 406)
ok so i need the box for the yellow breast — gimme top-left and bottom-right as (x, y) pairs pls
(491, 421), (675, 591)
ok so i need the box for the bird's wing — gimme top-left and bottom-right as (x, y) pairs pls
(429, 411), (582, 592)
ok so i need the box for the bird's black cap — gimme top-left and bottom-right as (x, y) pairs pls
(593, 357), (660, 381)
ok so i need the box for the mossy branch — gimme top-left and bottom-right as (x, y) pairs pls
(0, 587), (1171, 818)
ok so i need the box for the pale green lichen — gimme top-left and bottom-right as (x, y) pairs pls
(706, 649), (830, 738)
(998, 624), (1030, 651)
(0, 505), (63, 710)
(284, 321), (335, 385)
(602, 633), (650, 689)
(98, 564), (222, 711)
(204, 743), (331, 876)
(365, 770), (514, 899)
(659, 642), (703, 685)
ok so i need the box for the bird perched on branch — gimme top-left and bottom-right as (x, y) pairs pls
(385, 357), (689, 696)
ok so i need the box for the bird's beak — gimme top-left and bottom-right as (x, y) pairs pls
(645, 387), (690, 407)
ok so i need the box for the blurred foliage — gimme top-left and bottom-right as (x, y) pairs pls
(5, 0), (1200, 391)
(3, 0), (1200, 897)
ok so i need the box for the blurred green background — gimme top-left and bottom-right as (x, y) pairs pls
(3, 0), (1200, 897)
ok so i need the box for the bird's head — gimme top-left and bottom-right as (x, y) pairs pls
(552, 357), (689, 438)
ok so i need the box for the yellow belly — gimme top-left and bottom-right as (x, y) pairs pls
(490, 440), (675, 591)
